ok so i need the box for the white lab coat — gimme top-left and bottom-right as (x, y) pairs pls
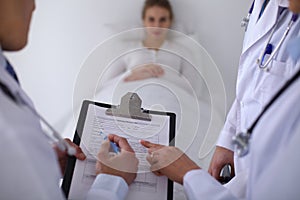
(183, 73), (300, 199)
(217, 0), (300, 179)
(0, 53), (66, 199)
(0, 49), (128, 199)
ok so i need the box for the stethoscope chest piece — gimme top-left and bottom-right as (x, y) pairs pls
(232, 131), (251, 157)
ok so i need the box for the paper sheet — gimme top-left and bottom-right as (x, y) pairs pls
(68, 104), (171, 200)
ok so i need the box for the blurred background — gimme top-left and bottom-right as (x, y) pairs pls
(5, 0), (249, 134)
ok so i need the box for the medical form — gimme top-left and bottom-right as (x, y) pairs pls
(63, 101), (175, 200)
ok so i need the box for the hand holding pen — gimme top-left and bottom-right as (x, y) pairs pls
(99, 131), (120, 154)
(95, 134), (139, 185)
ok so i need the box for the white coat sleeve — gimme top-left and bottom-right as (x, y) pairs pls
(184, 170), (238, 200)
(216, 99), (238, 151)
(86, 174), (128, 200)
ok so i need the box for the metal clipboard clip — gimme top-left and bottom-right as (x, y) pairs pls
(105, 92), (151, 121)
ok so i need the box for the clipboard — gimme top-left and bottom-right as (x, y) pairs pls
(62, 93), (176, 200)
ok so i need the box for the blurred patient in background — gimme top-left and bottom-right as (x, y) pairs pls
(118, 0), (187, 82)
(123, 0), (173, 82)
(99, 0), (206, 101)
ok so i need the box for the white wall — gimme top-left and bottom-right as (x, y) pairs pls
(5, 0), (250, 133)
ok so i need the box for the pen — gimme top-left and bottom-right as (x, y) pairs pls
(260, 43), (273, 66)
(99, 130), (120, 154)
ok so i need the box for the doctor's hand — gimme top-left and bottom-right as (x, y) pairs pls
(140, 140), (200, 185)
(95, 134), (139, 185)
(208, 146), (235, 182)
(124, 64), (164, 82)
(54, 138), (86, 175)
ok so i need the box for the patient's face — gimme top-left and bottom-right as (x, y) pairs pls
(143, 6), (172, 39)
(289, 0), (300, 13)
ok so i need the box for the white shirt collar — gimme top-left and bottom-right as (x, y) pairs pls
(0, 45), (34, 107)
(0, 46), (7, 70)
(0, 46), (20, 93)
(276, 0), (289, 8)
(139, 40), (169, 50)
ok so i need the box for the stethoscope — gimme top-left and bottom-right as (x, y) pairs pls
(241, 0), (254, 31)
(232, 68), (300, 157)
(0, 80), (76, 156)
(241, 0), (299, 70)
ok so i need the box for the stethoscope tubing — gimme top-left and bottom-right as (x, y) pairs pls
(16, 93), (76, 156)
(250, 69), (300, 134)
(258, 11), (298, 69)
(234, 68), (300, 157)
(243, 1), (298, 70)
(0, 81), (76, 156)
(235, 2), (299, 156)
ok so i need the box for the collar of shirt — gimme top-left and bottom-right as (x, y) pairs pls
(0, 47), (34, 108)
(139, 40), (169, 50)
(0, 47), (17, 86)
(0, 46), (19, 84)
(0, 50), (18, 95)
(0, 46), (7, 70)
(276, 0), (289, 8)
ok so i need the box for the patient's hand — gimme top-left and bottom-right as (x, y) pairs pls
(95, 134), (139, 185)
(124, 64), (164, 82)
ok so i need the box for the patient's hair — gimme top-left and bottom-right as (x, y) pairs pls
(142, 0), (173, 21)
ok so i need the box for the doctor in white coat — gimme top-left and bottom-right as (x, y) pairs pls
(208, 0), (300, 191)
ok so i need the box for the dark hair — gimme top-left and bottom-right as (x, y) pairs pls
(142, 0), (173, 21)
